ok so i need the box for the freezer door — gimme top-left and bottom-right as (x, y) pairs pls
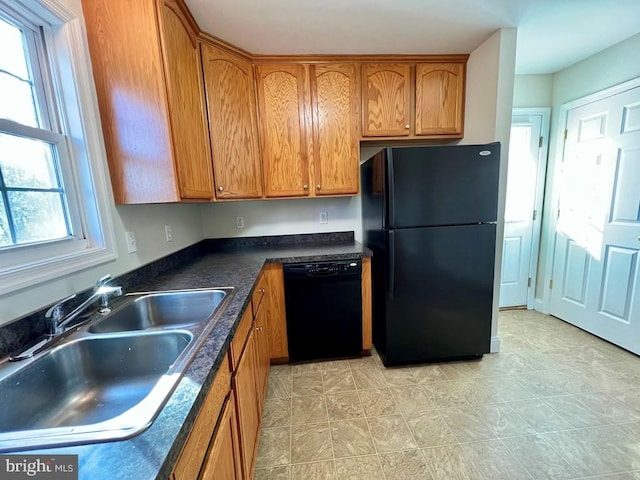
(387, 143), (500, 228)
(383, 224), (496, 366)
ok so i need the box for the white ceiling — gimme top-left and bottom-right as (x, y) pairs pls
(185, 0), (640, 74)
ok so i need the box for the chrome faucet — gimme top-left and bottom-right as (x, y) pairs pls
(46, 275), (123, 335)
(9, 275), (123, 361)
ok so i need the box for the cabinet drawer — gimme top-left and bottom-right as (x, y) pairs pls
(251, 274), (267, 316)
(173, 354), (231, 480)
(229, 307), (253, 370)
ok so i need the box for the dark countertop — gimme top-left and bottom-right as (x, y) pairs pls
(24, 239), (370, 479)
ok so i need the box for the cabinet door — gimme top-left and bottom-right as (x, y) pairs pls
(310, 64), (359, 195)
(264, 263), (289, 362)
(234, 328), (260, 479)
(254, 304), (270, 414)
(200, 393), (241, 480)
(361, 64), (411, 137)
(201, 43), (263, 200)
(159, 1), (214, 199)
(415, 63), (465, 136)
(256, 64), (309, 197)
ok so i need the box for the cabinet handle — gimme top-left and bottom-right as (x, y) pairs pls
(303, 184), (308, 190)
(405, 124), (410, 129)
(316, 184), (321, 190)
(259, 288), (265, 294)
(218, 186), (224, 191)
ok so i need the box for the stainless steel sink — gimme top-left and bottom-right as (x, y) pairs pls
(88, 289), (231, 333)
(0, 287), (234, 452)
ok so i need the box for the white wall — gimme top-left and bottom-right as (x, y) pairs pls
(0, 204), (204, 324)
(513, 74), (553, 108)
(200, 197), (362, 241)
(461, 28), (517, 352)
(535, 32), (640, 306)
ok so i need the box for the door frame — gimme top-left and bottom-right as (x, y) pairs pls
(509, 107), (550, 309)
(539, 76), (640, 314)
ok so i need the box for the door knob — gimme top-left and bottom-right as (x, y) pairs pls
(218, 186), (224, 191)
(303, 184), (308, 190)
(316, 184), (321, 190)
(405, 124), (410, 129)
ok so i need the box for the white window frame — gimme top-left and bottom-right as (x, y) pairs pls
(0, 0), (116, 295)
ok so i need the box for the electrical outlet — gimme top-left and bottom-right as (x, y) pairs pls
(236, 216), (245, 229)
(319, 211), (328, 224)
(125, 231), (137, 253)
(164, 224), (172, 242)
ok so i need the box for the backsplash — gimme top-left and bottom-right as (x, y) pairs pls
(0, 231), (355, 358)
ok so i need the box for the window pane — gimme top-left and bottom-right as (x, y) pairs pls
(0, 133), (60, 188)
(0, 197), (10, 246)
(0, 73), (38, 127)
(0, 17), (29, 79)
(8, 191), (68, 243)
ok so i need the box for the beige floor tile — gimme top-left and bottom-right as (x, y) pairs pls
(482, 375), (534, 401)
(352, 366), (387, 390)
(334, 455), (383, 480)
(404, 411), (458, 447)
(507, 398), (575, 433)
(439, 406), (496, 442)
(292, 362), (323, 375)
(410, 364), (448, 384)
(292, 372), (324, 396)
(319, 359), (352, 372)
(421, 444), (482, 480)
(424, 380), (471, 408)
(389, 385), (434, 413)
(367, 414), (418, 452)
(326, 391), (364, 421)
(290, 423), (333, 464)
(380, 366), (418, 386)
(515, 371), (571, 397)
(474, 403), (536, 438)
(379, 449), (433, 480)
(263, 397), (292, 428)
(461, 439), (531, 480)
(255, 465), (291, 480)
(329, 418), (376, 458)
(267, 375), (293, 400)
(270, 364), (293, 377)
(592, 473), (640, 480)
(504, 434), (581, 480)
(575, 391), (640, 424)
(292, 395), (328, 425)
(543, 427), (624, 476)
(256, 426), (291, 468)
(438, 361), (482, 380)
(322, 370), (356, 394)
(606, 423), (640, 471)
(460, 378), (505, 405)
(614, 388), (640, 415)
(358, 388), (399, 417)
(543, 394), (609, 428)
(348, 354), (379, 369)
(290, 460), (336, 480)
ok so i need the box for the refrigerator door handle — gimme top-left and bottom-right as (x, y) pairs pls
(388, 230), (395, 300)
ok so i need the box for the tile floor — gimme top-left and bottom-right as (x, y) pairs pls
(254, 310), (640, 480)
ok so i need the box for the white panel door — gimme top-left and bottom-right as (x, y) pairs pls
(550, 85), (640, 354)
(500, 114), (544, 307)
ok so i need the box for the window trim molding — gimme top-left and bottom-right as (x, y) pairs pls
(0, 0), (117, 295)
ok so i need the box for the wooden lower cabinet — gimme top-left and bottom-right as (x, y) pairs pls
(199, 391), (242, 480)
(233, 326), (261, 479)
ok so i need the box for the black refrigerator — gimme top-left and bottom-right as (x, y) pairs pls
(361, 143), (500, 366)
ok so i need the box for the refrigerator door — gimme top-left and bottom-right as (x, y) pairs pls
(383, 223), (495, 366)
(386, 143), (500, 228)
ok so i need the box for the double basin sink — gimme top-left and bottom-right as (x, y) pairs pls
(0, 287), (233, 452)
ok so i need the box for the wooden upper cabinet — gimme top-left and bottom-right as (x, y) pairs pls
(310, 64), (360, 195)
(82, 0), (213, 203)
(415, 63), (465, 136)
(160, 1), (213, 199)
(201, 43), (263, 200)
(256, 64), (309, 198)
(361, 64), (411, 137)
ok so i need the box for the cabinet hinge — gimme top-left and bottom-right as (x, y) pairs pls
(549, 279), (554, 289)
(539, 136), (543, 148)
(527, 277), (532, 287)
(564, 129), (568, 140)
(533, 209), (538, 221)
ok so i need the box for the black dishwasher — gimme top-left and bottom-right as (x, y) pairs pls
(284, 259), (362, 362)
